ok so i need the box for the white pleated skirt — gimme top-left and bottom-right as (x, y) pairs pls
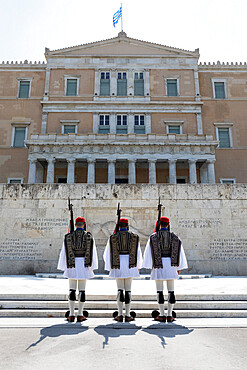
(108, 255), (140, 278)
(63, 257), (95, 279)
(150, 257), (179, 280)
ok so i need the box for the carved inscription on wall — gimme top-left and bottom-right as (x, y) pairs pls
(210, 239), (247, 261)
(178, 219), (221, 228)
(0, 239), (42, 260)
(24, 218), (67, 231)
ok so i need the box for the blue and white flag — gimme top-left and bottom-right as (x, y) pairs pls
(113, 6), (122, 27)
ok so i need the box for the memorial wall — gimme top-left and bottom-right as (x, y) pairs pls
(0, 184), (246, 275)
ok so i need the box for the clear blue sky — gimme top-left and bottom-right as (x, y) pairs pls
(1, 0), (246, 63)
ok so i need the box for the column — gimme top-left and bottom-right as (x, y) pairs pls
(87, 159), (95, 184)
(128, 114), (135, 134)
(145, 113), (151, 134)
(128, 159), (136, 184)
(111, 69), (117, 96)
(207, 159), (216, 184)
(43, 68), (50, 101)
(194, 68), (200, 101)
(200, 163), (208, 184)
(41, 112), (48, 134)
(144, 69), (150, 96)
(189, 159), (197, 184)
(149, 159), (156, 184)
(127, 69), (134, 96)
(28, 159), (37, 184)
(94, 70), (100, 96)
(93, 113), (98, 133)
(46, 158), (55, 183)
(67, 159), (75, 184)
(169, 159), (177, 184)
(196, 112), (203, 135)
(108, 160), (116, 184)
(110, 113), (116, 133)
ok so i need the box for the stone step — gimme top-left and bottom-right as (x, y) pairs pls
(0, 309), (247, 318)
(1, 294), (247, 301)
(1, 300), (247, 310)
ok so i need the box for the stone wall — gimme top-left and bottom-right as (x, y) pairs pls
(0, 184), (246, 275)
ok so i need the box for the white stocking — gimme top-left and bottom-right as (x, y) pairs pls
(116, 278), (125, 316)
(78, 280), (87, 316)
(155, 280), (165, 316)
(68, 279), (77, 316)
(167, 280), (175, 316)
(124, 278), (133, 316)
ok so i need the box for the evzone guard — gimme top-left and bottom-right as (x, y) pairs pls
(103, 203), (143, 322)
(57, 198), (98, 322)
(142, 199), (188, 322)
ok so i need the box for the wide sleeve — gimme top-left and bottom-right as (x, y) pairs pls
(57, 242), (67, 271)
(91, 238), (98, 270)
(142, 238), (153, 269)
(137, 241), (143, 269)
(177, 244), (188, 270)
(103, 239), (111, 271)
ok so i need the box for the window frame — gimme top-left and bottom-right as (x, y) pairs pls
(60, 120), (79, 134)
(214, 123), (233, 148)
(220, 178), (236, 184)
(7, 178), (24, 184)
(100, 71), (110, 96)
(17, 78), (32, 99)
(165, 121), (184, 134)
(212, 78), (227, 99)
(134, 71), (144, 96)
(165, 77), (180, 97)
(11, 122), (30, 147)
(64, 76), (79, 96)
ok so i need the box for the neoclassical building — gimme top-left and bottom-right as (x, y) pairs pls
(1, 32), (246, 185)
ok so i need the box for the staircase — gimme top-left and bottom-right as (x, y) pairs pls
(1, 293), (247, 318)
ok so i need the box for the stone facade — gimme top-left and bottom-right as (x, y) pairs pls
(0, 184), (246, 276)
(0, 32), (246, 185)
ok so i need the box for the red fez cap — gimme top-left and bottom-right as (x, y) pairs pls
(160, 216), (169, 223)
(120, 218), (128, 224)
(75, 217), (85, 224)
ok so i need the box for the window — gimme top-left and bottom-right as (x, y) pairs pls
(217, 128), (231, 148)
(12, 127), (28, 147)
(212, 79), (226, 99)
(99, 115), (110, 134)
(220, 178), (236, 184)
(166, 79), (178, 97)
(134, 72), (144, 96)
(116, 115), (127, 134)
(7, 178), (23, 184)
(168, 125), (181, 134)
(66, 78), (78, 96)
(18, 80), (31, 98)
(63, 125), (76, 134)
(134, 115), (145, 134)
(100, 72), (110, 96)
(117, 72), (127, 96)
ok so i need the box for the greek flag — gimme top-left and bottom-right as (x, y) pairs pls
(113, 6), (122, 27)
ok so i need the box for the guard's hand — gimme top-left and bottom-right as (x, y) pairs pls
(177, 270), (181, 274)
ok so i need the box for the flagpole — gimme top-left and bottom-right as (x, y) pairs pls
(121, 3), (123, 32)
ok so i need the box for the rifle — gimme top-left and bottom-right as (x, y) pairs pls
(68, 197), (74, 233)
(115, 202), (121, 233)
(155, 197), (162, 232)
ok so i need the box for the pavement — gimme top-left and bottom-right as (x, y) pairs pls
(0, 275), (247, 370)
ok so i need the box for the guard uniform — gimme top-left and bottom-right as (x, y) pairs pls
(142, 216), (187, 322)
(103, 218), (142, 322)
(57, 217), (98, 322)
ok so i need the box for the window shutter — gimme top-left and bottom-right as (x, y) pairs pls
(14, 128), (26, 147)
(214, 82), (225, 99)
(168, 125), (180, 134)
(19, 81), (30, 98)
(134, 80), (144, 96)
(64, 125), (76, 134)
(218, 128), (230, 148)
(66, 79), (77, 96)
(117, 79), (127, 96)
(167, 80), (178, 96)
(100, 80), (110, 95)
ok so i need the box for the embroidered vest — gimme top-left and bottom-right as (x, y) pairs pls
(64, 229), (93, 268)
(109, 231), (139, 269)
(150, 230), (181, 268)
